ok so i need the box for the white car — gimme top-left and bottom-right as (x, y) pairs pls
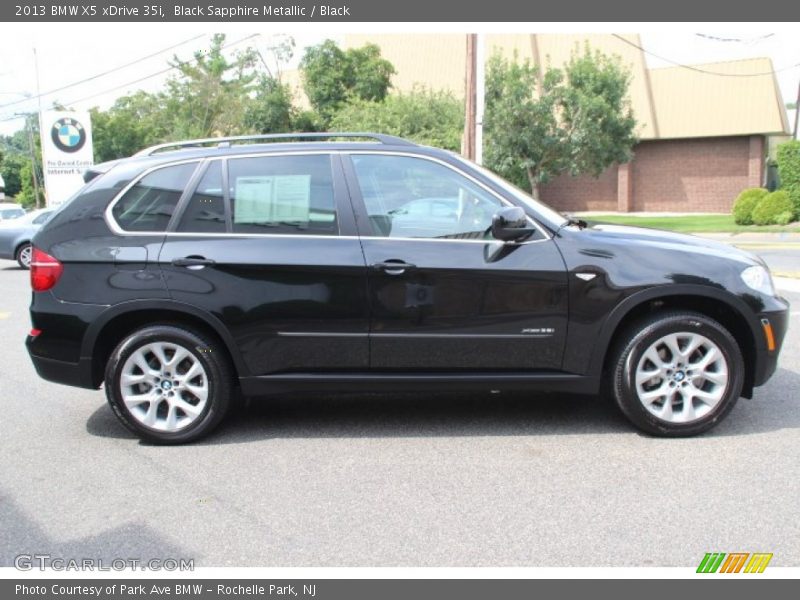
(0, 202), (26, 222)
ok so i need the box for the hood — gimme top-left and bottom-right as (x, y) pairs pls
(581, 222), (762, 267)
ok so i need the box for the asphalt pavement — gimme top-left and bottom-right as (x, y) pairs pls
(0, 262), (798, 568)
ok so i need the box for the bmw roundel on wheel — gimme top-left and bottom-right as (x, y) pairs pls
(25, 133), (790, 444)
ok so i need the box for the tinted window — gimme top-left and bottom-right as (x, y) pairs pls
(176, 162), (226, 233)
(32, 211), (53, 225)
(112, 162), (197, 232)
(351, 154), (504, 240)
(228, 155), (337, 235)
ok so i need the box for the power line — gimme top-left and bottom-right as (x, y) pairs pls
(62, 34), (260, 106)
(0, 34), (206, 111)
(0, 34), (260, 123)
(695, 33), (775, 44)
(613, 33), (800, 77)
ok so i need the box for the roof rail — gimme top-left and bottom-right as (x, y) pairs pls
(134, 132), (417, 156)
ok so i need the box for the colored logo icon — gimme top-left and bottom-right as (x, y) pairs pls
(697, 552), (773, 573)
(51, 117), (86, 153)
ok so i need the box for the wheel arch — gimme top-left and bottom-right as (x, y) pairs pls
(592, 286), (759, 399)
(14, 238), (31, 258)
(82, 300), (248, 388)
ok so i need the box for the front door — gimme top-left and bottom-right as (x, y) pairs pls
(343, 153), (568, 371)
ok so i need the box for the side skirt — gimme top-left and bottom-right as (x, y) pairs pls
(239, 371), (600, 397)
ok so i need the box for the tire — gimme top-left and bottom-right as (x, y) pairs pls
(104, 324), (233, 444)
(610, 311), (744, 437)
(16, 243), (32, 269)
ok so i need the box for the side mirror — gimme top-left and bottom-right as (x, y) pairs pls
(491, 207), (536, 242)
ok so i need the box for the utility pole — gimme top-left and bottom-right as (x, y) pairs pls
(475, 33), (485, 166)
(794, 78), (800, 140)
(22, 114), (42, 207)
(33, 47), (45, 208)
(462, 33), (477, 161)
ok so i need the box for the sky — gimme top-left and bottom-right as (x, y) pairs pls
(0, 24), (798, 137)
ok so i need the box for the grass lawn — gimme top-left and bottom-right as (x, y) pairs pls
(586, 214), (800, 234)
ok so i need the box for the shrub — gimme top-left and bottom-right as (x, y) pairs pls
(776, 140), (800, 218)
(751, 190), (795, 226)
(732, 187), (768, 225)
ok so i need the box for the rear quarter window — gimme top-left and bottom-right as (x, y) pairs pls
(112, 162), (198, 232)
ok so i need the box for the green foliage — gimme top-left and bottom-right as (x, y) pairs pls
(732, 187), (768, 225)
(751, 190), (795, 226)
(329, 88), (464, 150)
(16, 158), (44, 208)
(300, 40), (395, 123)
(484, 46), (637, 197)
(91, 91), (170, 162)
(776, 140), (800, 218)
(0, 154), (26, 197)
(164, 34), (259, 139)
(243, 76), (295, 134)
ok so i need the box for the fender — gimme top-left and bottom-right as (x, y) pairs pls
(585, 283), (761, 378)
(79, 298), (249, 377)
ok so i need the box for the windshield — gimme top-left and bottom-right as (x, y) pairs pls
(0, 208), (25, 219)
(451, 156), (569, 229)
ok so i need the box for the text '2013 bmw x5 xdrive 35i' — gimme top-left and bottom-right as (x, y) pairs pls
(26, 133), (789, 443)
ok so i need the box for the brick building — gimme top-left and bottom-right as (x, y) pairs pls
(339, 34), (791, 213)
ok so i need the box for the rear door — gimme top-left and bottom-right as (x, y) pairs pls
(343, 152), (569, 371)
(158, 152), (370, 377)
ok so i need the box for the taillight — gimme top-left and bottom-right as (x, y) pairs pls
(30, 247), (63, 292)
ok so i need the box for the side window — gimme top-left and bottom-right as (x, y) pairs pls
(32, 211), (53, 225)
(351, 154), (505, 240)
(228, 154), (337, 235)
(112, 162), (197, 232)
(176, 161), (226, 233)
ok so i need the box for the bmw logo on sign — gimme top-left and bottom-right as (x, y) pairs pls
(51, 117), (87, 153)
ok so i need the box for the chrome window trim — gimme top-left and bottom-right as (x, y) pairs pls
(104, 157), (205, 236)
(104, 149), (551, 245)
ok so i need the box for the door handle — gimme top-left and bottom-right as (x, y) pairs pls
(371, 260), (416, 275)
(172, 256), (215, 270)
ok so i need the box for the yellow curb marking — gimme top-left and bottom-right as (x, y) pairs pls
(0, 312), (10, 319)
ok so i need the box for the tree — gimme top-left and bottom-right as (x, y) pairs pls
(300, 40), (395, 123)
(163, 33), (259, 139)
(243, 76), (295, 134)
(484, 47), (637, 198)
(776, 140), (800, 218)
(0, 154), (26, 197)
(330, 88), (464, 151)
(90, 91), (170, 162)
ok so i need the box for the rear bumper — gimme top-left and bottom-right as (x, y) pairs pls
(26, 346), (96, 389)
(753, 299), (790, 387)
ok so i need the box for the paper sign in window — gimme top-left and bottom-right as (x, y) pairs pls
(234, 175), (311, 223)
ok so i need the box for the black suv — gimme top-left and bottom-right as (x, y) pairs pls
(26, 133), (789, 443)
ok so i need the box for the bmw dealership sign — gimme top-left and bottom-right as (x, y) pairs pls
(41, 111), (94, 207)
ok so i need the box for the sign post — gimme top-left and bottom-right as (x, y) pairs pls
(40, 110), (94, 207)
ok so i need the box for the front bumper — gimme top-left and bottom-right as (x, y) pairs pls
(753, 299), (790, 387)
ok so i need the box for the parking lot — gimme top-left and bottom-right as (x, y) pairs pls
(0, 262), (798, 568)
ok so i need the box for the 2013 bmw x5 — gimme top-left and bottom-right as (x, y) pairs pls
(26, 133), (789, 443)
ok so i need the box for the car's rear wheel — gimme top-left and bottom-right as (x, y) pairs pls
(611, 311), (744, 436)
(16, 243), (32, 269)
(104, 324), (232, 444)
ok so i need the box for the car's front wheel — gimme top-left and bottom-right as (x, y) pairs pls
(104, 324), (232, 444)
(16, 243), (32, 269)
(611, 311), (744, 436)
